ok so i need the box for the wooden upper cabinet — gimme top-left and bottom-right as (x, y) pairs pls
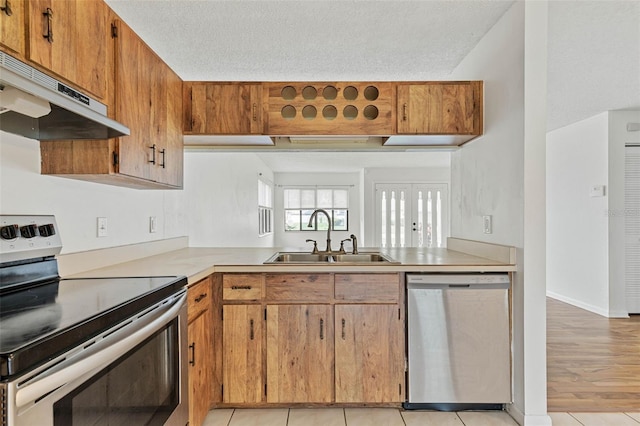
(266, 82), (394, 135)
(184, 82), (263, 134)
(0, 0), (26, 55)
(27, 0), (108, 100)
(397, 81), (483, 135)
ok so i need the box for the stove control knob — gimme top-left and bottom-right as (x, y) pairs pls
(38, 224), (56, 237)
(0, 224), (18, 240)
(20, 224), (38, 238)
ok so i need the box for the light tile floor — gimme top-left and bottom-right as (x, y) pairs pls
(204, 408), (640, 426)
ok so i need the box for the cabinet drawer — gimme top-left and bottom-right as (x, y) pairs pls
(265, 274), (332, 302)
(335, 274), (399, 303)
(223, 274), (263, 300)
(188, 276), (212, 322)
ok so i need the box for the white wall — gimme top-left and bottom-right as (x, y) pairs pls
(0, 132), (187, 254)
(450, 2), (550, 424)
(362, 166), (450, 247)
(546, 112), (611, 314)
(183, 152), (274, 247)
(273, 172), (360, 249)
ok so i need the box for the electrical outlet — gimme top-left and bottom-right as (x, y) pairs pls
(97, 217), (108, 237)
(149, 216), (157, 233)
(483, 215), (492, 234)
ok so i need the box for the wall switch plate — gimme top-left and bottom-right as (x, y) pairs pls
(149, 216), (157, 233)
(589, 185), (606, 197)
(483, 215), (492, 234)
(97, 217), (108, 237)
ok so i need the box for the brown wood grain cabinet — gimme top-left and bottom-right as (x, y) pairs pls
(40, 17), (184, 189)
(187, 277), (214, 426)
(396, 81), (483, 136)
(26, 0), (108, 100)
(184, 82), (263, 134)
(218, 272), (404, 407)
(0, 0), (26, 56)
(222, 304), (263, 404)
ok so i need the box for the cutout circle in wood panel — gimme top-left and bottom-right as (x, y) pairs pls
(267, 82), (394, 135)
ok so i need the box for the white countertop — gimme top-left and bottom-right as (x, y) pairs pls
(66, 246), (516, 285)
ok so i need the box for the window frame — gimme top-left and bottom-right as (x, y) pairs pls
(283, 186), (350, 232)
(258, 178), (273, 237)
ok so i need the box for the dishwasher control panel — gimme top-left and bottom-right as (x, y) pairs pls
(406, 273), (509, 285)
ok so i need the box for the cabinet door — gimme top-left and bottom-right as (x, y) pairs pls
(27, 0), (108, 99)
(187, 83), (263, 134)
(0, 0), (25, 55)
(113, 19), (154, 182)
(188, 312), (212, 426)
(397, 82), (482, 135)
(158, 65), (183, 187)
(266, 304), (333, 403)
(223, 304), (263, 403)
(335, 304), (404, 403)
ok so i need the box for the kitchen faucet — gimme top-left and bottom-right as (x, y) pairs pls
(308, 209), (332, 253)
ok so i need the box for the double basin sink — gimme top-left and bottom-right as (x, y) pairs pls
(264, 252), (399, 264)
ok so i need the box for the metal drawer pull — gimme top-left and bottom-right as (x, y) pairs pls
(189, 342), (195, 366)
(341, 319), (346, 340)
(159, 148), (166, 168)
(149, 144), (156, 164)
(231, 285), (252, 290)
(249, 319), (254, 340)
(402, 103), (408, 121)
(1, 0), (12, 16)
(43, 8), (53, 43)
(252, 103), (257, 121)
(319, 318), (324, 340)
(194, 293), (207, 302)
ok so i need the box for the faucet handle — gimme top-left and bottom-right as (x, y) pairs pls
(349, 234), (358, 254)
(339, 239), (351, 254)
(305, 239), (319, 254)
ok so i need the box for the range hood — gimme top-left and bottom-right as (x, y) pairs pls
(0, 52), (129, 140)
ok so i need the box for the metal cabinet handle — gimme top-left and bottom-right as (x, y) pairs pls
(188, 342), (195, 366)
(231, 285), (252, 290)
(402, 103), (408, 121)
(252, 103), (257, 121)
(194, 293), (207, 303)
(149, 144), (156, 164)
(341, 318), (346, 340)
(249, 319), (254, 340)
(43, 8), (53, 43)
(159, 148), (166, 168)
(319, 318), (324, 340)
(1, 0), (13, 16)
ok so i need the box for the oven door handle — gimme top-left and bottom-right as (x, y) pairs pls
(15, 292), (187, 409)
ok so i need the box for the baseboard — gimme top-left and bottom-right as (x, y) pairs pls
(507, 404), (552, 426)
(57, 236), (189, 277)
(546, 291), (629, 318)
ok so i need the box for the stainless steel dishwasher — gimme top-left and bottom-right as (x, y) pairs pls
(405, 273), (511, 410)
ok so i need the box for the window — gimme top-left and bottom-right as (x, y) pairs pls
(284, 187), (349, 232)
(258, 179), (273, 236)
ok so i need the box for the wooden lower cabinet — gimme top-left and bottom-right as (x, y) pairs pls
(335, 304), (404, 403)
(266, 304), (334, 403)
(222, 304), (263, 403)
(188, 309), (212, 426)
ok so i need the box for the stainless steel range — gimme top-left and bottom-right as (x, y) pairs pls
(0, 215), (189, 426)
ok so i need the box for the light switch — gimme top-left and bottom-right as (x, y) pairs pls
(483, 215), (492, 234)
(589, 185), (606, 197)
(149, 216), (157, 233)
(97, 217), (108, 237)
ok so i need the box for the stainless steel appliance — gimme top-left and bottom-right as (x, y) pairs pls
(0, 215), (188, 426)
(405, 273), (511, 410)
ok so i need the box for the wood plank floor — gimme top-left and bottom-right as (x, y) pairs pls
(547, 297), (640, 412)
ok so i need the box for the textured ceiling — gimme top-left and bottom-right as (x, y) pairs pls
(105, 0), (640, 170)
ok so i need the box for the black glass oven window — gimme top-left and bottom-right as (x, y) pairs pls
(53, 319), (179, 426)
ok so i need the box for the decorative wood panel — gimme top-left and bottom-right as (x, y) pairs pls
(335, 274), (400, 303)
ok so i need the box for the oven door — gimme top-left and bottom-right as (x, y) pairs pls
(4, 290), (188, 426)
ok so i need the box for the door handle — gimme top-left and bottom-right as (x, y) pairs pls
(149, 144), (156, 164)
(319, 318), (324, 340)
(43, 7), (53, 43)
(1, 0), (13, 16)
(188, 342), (195, 366)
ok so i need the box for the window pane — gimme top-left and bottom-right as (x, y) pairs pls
(333, 210), (348, 231)
(285, 210), (301, 231)
(334, 190), (348, 208)
(301, 190), (315, 208)
(317, 213), (330, 230)
(302, 210), (314, 230)
(317, 189), (332, 208)
(284, 189), (300, 209)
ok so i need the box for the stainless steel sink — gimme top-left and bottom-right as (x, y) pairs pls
(263, 252), (399, 264)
